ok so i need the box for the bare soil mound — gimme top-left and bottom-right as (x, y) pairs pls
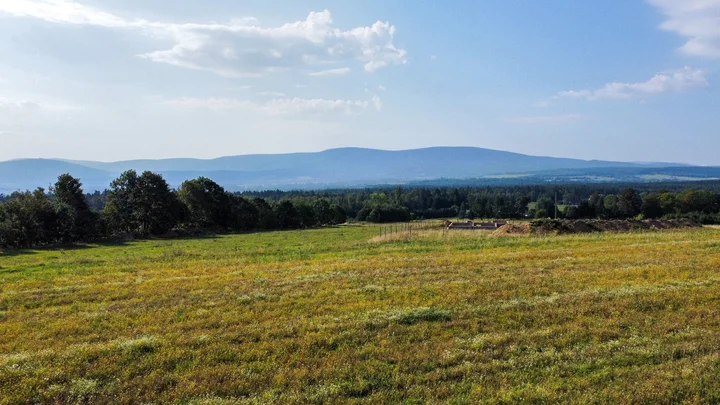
(491, 223), (532, 236)
(529, 219), (700, 235)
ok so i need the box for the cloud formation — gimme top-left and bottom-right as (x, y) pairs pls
(0, 96), (78, 112)
(0, 0), (127, 26)
(647, 0), (720, 58)
(556, 66), (707, 101)
(308, 68), (351, 77)
(0, 1), (408, 77)
(504, 114), (584, 124)
(162, 95), (382, 115)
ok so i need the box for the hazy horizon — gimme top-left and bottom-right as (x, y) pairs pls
(1, 1), (719, 165)
(0, 145), (707, 167)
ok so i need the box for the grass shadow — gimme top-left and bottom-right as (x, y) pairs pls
(156, 233), (224, 241)
(0, 240), (133, 257)
(0, 248), (38, 257)
(0, 226), (343, 257)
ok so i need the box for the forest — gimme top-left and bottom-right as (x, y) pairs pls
(247, 182), (720, 224)
(1, 173), (720, 249)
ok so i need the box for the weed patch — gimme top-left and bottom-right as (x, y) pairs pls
(118, 336), (160, 357)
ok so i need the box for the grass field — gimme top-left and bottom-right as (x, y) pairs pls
(2, 225), (720, 404)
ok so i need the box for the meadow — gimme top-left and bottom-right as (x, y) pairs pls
(2, 225), (720, 404)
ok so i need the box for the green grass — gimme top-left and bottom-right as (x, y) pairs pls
(2, 225), (720, 403)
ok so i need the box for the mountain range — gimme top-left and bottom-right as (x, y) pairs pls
(0, 147), (717, 194)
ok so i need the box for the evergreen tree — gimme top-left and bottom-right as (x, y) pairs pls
(54, 174), (95, 242)
(275, 200), (300, 229)
(253, 198), (277, 230)
(104, 170), (140, 234)
(641, 193), (664, 219)
(617, 188), (642, 218)
(228, 194), (258, 230)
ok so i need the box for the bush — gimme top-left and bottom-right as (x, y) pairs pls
(664, 212), (720, 225)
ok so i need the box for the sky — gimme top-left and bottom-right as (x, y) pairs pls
(0, 0), (719, 165)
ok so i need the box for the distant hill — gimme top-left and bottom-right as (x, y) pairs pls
(0, 147), (710, 193)
(0, 159), (117, 193)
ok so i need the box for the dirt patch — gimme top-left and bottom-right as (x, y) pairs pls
(491, 223), (532, 236)
(492, 219), (700, 236)
(529, 219), (701, 235)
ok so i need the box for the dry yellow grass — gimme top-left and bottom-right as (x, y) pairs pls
(1, 226), (720, 403)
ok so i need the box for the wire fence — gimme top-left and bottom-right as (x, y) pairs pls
(375, 219), (511, 240)
(376, 220), (445, 239)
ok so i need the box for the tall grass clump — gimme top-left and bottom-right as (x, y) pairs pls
(390, 307), (452, 325)
(118, 336), (160, 357)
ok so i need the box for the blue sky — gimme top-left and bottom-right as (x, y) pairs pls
(0, 0), (718, 164)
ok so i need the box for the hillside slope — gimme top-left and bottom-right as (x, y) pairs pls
(0, 147), (694, 192)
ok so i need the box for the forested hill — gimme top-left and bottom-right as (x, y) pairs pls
(0, 147), (705, 193)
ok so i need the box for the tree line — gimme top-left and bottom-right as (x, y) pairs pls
(245, 184), (720, 224)
(3, 176), (720, 249)
(0, 171), (347, 249)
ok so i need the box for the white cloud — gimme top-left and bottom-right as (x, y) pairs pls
(0, 1), (408, 77)
(555, 66), (708, 101)
(162, 96), (381, 115)
(0, 96), (79, 112)
(378, 85), (387, 91)
(308, 67), (351, 77)
(257, 91), (287, 97)
(504, 114), (584, 124)
(647, 0), (720, 58)
(0, 0), (129, 27)
(0, 98), (41, 111)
